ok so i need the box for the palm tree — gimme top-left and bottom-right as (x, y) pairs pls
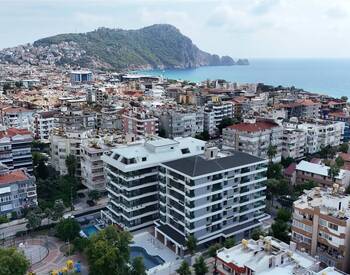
(267, 145), (277, 163)
(208, 243), (221, 275)
(193, 256), (208, 275)
(328, 164), (340, 182)
(186, 235), (197, 255)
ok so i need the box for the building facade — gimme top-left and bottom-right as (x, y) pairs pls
(204, 101), (234, 136)
(155, 148), (268, 256)
(282, 127), (306, 159)
(122, 108), (159, 137)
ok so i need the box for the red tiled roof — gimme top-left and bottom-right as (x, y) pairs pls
(0, 170), (28, 185)
(227, 121), (279, 132)
(2, 107), (30, 113)
(0, 128), (32, 139)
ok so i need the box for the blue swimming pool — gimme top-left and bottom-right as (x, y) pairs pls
(130, 246), (165, 270)
(82, 225), (99, 237)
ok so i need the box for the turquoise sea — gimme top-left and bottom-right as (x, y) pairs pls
(139, 59), (350, 98)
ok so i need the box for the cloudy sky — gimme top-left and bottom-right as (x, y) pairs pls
(1, 0), (350, 58)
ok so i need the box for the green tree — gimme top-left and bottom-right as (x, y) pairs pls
(266, 163), (283, 179)
(281, 157), (295, 168)
(267, 179), (290, 206)
(0, 247), (30, 275)
(341, 96), (348, 102)
(186, 235), (197, 255)
(194, 131), (210, 141)
(65, 155), (77, 177)
(88, 190), (101, 202)
(293, 180), (317, 197)
(176, 261), (191, 275)
(276, 208), (292, 223)
(85, 225), (132, 275)
(158, 127), (166, 138)
(224, 237), (235, 249)
(52, 200), (66, 221)
(267, 145), (277, 163)
(339, 143), (349, 153)
(35, 158), (49, 179)
(328, 163), (340, 182)
(193, 256), (208, 275)
(208, 243), (221, 274)
(26, 209), (42, 231)
(251, 228), (265, 241)
(55, 218), (81, 242)
(0, 216), (9, 224)
(271, 220), (290, 243)
(335, 156), (345, 168)
(130, 257), (146, 275)
(73, 237), (91, 253)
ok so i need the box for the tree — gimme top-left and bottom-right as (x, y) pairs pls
(65, 155), (77, 177)
(195, 131), (210, 141)
(271, 220), (290, 243)
(73, 237), (90, 253)
(224, 237), (235, 249)
(320, 145), (336, 159)
(293, 180), (317, 197)
(266, 163), (283, 179)
(85, 225), (132, 275)
(267, 145), (277, 163)
(328, 164), (340, 182)
(55, 218), (81, 242)
(186, 235), (197, 255)
(52, 200), (66, 221)
(251, 228), (265, 241)
(267, 179), (290, 206)
(335, 156), (345, 168)
(26, 209), (42, 231)
(35, 158), (49, 179)
(208, 243), (221, 275)
(281, 157), (295, 168)
(193, 256), (208, 275)
(341, 96), (348, 102)
(218, 117), (237, 134)
(339, 143), (349, 153)
(130, 257), (146, 275)
(276, 208), (292, 223)
(158, 127), (166, 138)
(176, 261), (191, 275)
(0, 247), (30, 275)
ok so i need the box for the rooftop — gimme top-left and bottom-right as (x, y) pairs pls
(0, 169), (29, 185)
(227, 121), (280, 133)
(296, 160), (346, 180)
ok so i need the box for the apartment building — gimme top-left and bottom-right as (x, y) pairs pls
(122, 107), (158, 137)
(155, 148), (268, 256)
(0, 128), (33, 174)
(101, 137), (206, 231)
(204, 101), (234, 136)
(80, 132), (138, 191)
(70, 70), (93, 85)
(216, 236), (344, 275)
(327, 111), (350, 142)
(32, 110), (59, 141)
(1, 107), (35, 130)
(55, 109), (97, 132)
(292, 187), (350, 273)
(158, 108), (204, 138)
(278, 99), (321, 119)
(285, 120), (345, 154)
(296, 160), (350, 189)
(282, 127), (306, 159)
(223, 118), (282, 162)
(0, 164), (37, 216)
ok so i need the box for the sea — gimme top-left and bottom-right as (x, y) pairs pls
(138, 58), (350, 99)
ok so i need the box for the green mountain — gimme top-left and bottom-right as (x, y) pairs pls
(30, 24), (247, 70)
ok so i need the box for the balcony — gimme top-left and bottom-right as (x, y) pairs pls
(212, 194), (222, 202)
(240, 196), (249, 203)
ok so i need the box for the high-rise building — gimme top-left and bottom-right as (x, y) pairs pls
(155, 148), (268, 256)
(101, 137), (206, 231)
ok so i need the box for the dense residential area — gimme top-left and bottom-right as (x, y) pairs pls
(0, 62), (349, 275)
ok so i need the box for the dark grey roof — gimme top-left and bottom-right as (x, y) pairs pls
(157, 224), (186, 245)
(162, 151), (264, 177)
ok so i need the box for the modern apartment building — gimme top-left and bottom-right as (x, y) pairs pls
(0, 128), (33, 174)
(155, 148), (268, 256)
(70, 70), (93, 85)
(296, 160), (350, 189)
(282, 127), (306, 159)
(0, 164), (37, 216)
(292, 187), (350, 273)
(122, 107), (159, 137)
(32, 110), (59, 141)
(204, 101), (234, 136)
(158, 108), (204, 138)
(216, 236), (344, 275)
(223, 118), (283, 162)
(101, 137), (206, 231)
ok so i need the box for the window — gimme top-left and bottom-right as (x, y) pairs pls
(142, 157), (147, 162)
(329, 223), (338, 231)
(181, 148), (190, 154)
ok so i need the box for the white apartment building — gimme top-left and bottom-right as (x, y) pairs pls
(101, 137), (206, 231)
(32, 110), (59, 141)
(287, 120), (345, 154)
(223, 118), (283, 162)
(1, 107), (35, 130)
(204, 101), (234, 136)
(155, 148), (268, 256)
(122, 107), (159, 137)
(216, 236), (344, 275)
(292, 187), (350, 273)
(282, 127), (306, 159)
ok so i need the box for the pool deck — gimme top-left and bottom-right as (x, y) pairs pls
(132, 231), (178, 263)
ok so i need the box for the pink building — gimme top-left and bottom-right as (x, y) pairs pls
(122, 107), (158, 137)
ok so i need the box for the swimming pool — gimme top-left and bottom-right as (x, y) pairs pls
(130, 246), (165, 270)
(81, 225), (99, 237)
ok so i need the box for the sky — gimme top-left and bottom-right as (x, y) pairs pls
(1, 0), (350, 58)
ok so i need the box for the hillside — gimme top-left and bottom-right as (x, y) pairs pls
(0, 24), (249, 70)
